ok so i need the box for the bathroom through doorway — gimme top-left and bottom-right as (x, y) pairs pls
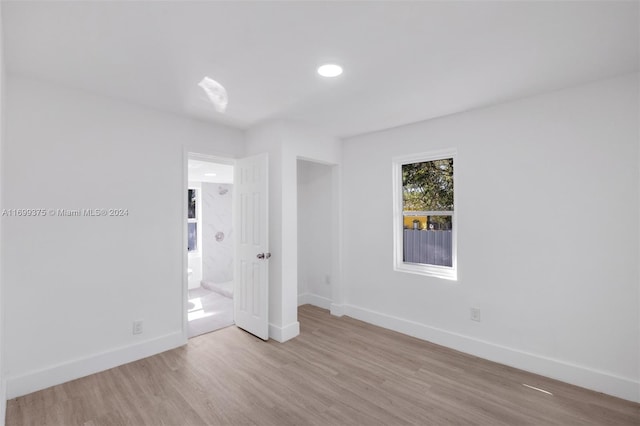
(186, 155), (235, 338)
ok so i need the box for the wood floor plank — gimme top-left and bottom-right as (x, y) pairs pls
(6, 305), (640, 425)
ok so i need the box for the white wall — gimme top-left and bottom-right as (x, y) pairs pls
(297, 160), (333, 308)
(2, 75), (244, 398)
(0, 2), (6, 423)
(246, 121), (341, 341)
(341, 73), (640, 402)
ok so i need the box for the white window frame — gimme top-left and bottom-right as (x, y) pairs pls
(392, 149), (457, 281)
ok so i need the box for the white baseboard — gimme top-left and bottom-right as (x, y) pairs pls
(6, 331), (185, 399)
(298, 293), (332, 310)
(0, 378), (6, 426)
(344, 304), (640, 403)
(297, 292), (308, 306)
(269, 321), (299, 343)
(330, 303), (345, 317)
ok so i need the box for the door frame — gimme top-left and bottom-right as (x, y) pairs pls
(182, 149), (236, 342)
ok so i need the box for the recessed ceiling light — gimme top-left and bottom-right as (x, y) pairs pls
(204, 173), (217, 177)
(317, 64), (343, 78)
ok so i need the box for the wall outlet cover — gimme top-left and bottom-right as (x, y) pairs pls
(133, 320), (144, 335)
(470, 308), (481, 322)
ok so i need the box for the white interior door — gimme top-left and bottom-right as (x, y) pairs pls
(234, 153), (269, 340)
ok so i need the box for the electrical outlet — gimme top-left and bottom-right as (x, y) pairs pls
(133, 320), (144, 335)
(470, 308), (481, 322)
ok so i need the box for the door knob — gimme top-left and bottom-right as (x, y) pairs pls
(256, 252), (272, 260)
(257, 253), (265, 259)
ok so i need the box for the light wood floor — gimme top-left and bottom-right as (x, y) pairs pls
(7, 305), (640, 425)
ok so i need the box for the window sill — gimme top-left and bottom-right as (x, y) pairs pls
(394, 262), (457, 281)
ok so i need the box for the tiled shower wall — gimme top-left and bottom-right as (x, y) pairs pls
(201, 183), (233, 284)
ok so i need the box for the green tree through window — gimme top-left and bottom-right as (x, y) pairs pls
(403, 159), (453, 229)
(402, 158), (453, 211)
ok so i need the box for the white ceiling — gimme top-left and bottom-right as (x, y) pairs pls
(188, 160), (233, 184)
(3, 1), (638, 138)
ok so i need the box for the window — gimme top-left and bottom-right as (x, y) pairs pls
(393, 150), (456, 280)
(188, 188), (198, 252)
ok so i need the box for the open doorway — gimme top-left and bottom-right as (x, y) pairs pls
(297, 159), (334, 309)
(187, 156), (235, 338)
